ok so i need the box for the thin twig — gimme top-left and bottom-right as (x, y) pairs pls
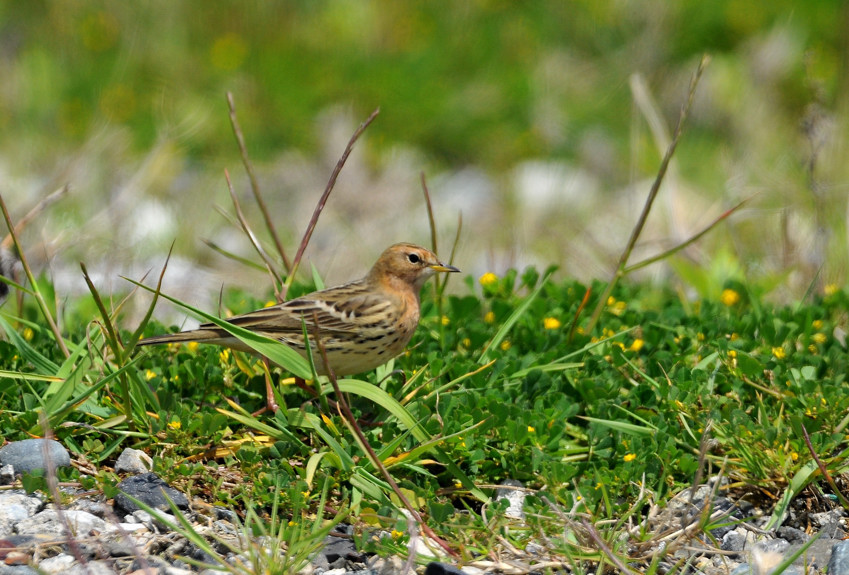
(581, 519), (639, 575)
(224, 169), (283, 300)
(1, 184), (70, 250)
(226, 92), (291, 272)
(800, 422), (849, 508)
(587, 55), (709, 334)
(0, 192), (70, 357)
(420, 173), (444, 320)
(285, 108), (380, 297)
(624, 198), (750, 273)
(310, 313), (457, 558)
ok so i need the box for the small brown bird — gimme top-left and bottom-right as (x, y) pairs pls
(138, 243), (459, 379)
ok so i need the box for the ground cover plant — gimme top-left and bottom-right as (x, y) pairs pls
(1, 236), (848, 573)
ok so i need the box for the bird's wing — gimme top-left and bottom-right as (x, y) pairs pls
(203, 289), (395, 338)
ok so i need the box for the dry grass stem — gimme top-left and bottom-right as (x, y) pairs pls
(227, 92), (291, 271)
(286, 108), (380, 298)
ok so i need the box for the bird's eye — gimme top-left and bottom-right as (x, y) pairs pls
(407, 253), (421, 264)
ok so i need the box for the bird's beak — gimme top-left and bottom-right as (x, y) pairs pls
(430, 262), (460, 273)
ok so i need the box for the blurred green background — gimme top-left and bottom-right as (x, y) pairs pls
(1, 1), (847, 315)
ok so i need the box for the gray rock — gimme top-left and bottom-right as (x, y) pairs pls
(114, 448), (153, 474)
(495, 479), (526, 520)
(15, 509), (111, 537)
(0, 439), (70, 474)
(36, 554), (75, 575)
(63, 562), (116, 575)
(0, 565), (40, 575)
(721, 529), (748, 552)
(828, 540), (849, 575)
(113, 472), (189, 515)
(0, 492), (44, 536)
(0, 464), (14, 484)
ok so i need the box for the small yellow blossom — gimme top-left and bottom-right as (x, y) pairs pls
(629, 339), (644, 352)
(808, 344), (817, 354)
(812, 333), (827, 344)
(791, 452), (798, 461)
(187, 341), (199, 353)
(461, 338), (471, 348)
(527, 426), (535, 433)
(543, 317), (561, 330)
(772, 347), (785, 359)
(479, 272), (498, 287)
(576, 326), (585, 334)
(728, 350), (737, 358)
(484, 311), (495, 323)
(22, 327), (34, 341)
(219, 349), (230, 363)
(607, 296), (617, 306)
(288, 520), (296, 527)
(500, 340), (511, 351)
(697, 332), (705, 341)
(441, 316), (450, 326)
(624, 453), (636, 462)
(391, 530), (404, 539)
(729, 333), (739, 341)
(145, 370), (157, 381)
(812, 320), (823, 330)
(264, 300), (276, 308)
(824, 284), (838, 296)
(720, 289), (740, 307)
(167, 420), (181, 430)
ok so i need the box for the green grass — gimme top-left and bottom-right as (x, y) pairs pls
(0, 260), (847, 572)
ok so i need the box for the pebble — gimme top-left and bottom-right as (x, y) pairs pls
(114, 448), (154, 474)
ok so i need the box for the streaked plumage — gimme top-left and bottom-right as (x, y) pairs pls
(138, 243), (459, 376)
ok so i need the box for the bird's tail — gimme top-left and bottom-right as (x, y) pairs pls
(137, 329), (225, 347)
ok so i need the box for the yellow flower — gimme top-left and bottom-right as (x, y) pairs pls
(629, 339), (644, 352)
(624, 453), (636, 462)
(186, 341), (199, 353)
(728, 350), (737, 358)
(145, 370), (157, 381)
(391, 529), (404, 540)
(479, 272), (498, 287)
(527, 426), (535, 433)
(607, 296), (616, 306)
(812, 333), (827, 344)
(484, 311), (495, 323)
(461, 338), (471, 348)
(812, 320), (823, 330)
(772, 347), (785, 359)
(500, 340), (511, 351)
(720, 289), (740, 306)
(167, 421), (181, 430)
(824, 283), (838, 296)
(22, 327), (34, 341)
(790, 452), (798, 461)
(441, 315), (450, 326)
(543, 317), (561, 330)
(219, 349), (230, 363)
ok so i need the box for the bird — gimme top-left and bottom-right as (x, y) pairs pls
(138, 243), (459, 386)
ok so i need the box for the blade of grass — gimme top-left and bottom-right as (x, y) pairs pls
(125, 276), (312, 379)
(479, 272), (551, 364)
(0, 192), (70, 357)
